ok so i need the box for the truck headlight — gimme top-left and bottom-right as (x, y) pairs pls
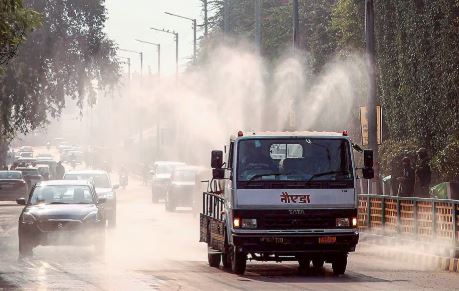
(233, 217), (241, 228)
(241, 219), (257, 229)
(21, 213), (36, 224)
(336, 218), (350, 227)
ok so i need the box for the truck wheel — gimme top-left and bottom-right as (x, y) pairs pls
(19, 235), (33, 257)
(230, 246), (246, 275)
(332, 253), (348, 275)
(208, 248), (221, 268)
(297, 256), (310, 270)
(312, 258), (325, 269)
(165, 197), (175, 212)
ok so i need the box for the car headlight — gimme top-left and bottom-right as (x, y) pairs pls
(336, 218), (350, 227)
(21, 213), (36, 224)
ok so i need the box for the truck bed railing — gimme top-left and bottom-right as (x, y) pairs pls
(202, 192), (225, 221)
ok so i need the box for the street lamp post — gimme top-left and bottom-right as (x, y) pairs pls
(164, 11), (197, 65)
(119, 48), (143, 78)
(135, 39), (161, 77)
(150, 27), (179, 78)
(119, 56), (131, 80)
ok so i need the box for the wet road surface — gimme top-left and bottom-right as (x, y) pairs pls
(0, 177), (458, 290)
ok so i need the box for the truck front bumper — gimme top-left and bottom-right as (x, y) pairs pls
(232, 229), (359, 254)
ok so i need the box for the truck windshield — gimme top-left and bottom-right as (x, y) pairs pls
(237, 138), (353, 182)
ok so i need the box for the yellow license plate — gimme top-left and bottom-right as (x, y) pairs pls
(319, 236), (336, 244)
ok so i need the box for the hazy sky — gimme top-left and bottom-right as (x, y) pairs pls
(104, 0), (203, 76)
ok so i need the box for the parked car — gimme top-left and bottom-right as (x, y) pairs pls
(0, 171), (28, 201)
(151, 161), (185, 203)
(16, 180), (106, 256)
(63, 170), (118, 227)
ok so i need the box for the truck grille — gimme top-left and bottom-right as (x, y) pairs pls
(261, 215), (335, 229)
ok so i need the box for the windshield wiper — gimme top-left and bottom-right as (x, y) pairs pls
(49, 202), (68, 204)
(248, 173), (288, 182)
(308, 171), (351, 182)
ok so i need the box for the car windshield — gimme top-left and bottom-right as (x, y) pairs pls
(173, 170), (196, 182)
(237, 138), (353, 182)
(29, 185), (94, 205)
(18, 169), (39, 176)
(64, 173), (111, 188)
(0, 171), (22, 179)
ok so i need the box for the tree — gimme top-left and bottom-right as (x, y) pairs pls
(0, 0), (41, 70)
(0, 0), (120, 165)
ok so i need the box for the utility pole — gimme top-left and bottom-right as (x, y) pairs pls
(292, 0), (300, 53)
(150, 27), (179, 79)
(204, 0), (208, 36)
(119, 48), (143, 78)
(135, 39), (161, 77)
(255, 0), (262, 51)
(164, 12), (197, 64)
(119, 57), (131, 80)
(365, 0), (379, 193)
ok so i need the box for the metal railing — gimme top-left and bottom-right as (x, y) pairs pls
(358, 194), (459, 254)
(202, 192), (225, 221)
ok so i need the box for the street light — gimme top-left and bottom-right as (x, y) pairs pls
(150, 27), (179, 78)
(135, 39), (161, 77)
(118, 56), (131, 80)
(120, 48), (143, 78)
(164, 11), (197, 65)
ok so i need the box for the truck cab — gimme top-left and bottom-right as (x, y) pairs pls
(200, 131), (373, 275)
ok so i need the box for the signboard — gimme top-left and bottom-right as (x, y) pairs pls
(360, 105), (382, 146)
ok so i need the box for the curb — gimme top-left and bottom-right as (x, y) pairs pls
(360, 233), (459, 274)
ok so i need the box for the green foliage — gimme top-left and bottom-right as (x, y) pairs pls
(431, 134), (459, 182)
(0, 0), (41, 70)
(0, 0), (120, 139)
(379, 138), (420, 176)
(375, 0), (459, 154)
(330, 0), (365, 54)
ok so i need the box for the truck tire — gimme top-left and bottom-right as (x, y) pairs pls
(230, 246), (246, 275)
(312, 258), (325, 269)
(165, 196), (175, 212)
(297, 256), (310, 270)
(208, 252), (221, 268)
(332, 253), (348, 275)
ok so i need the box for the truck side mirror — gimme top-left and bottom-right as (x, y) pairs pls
(211, 150), (223, 169)
(212, 168), (225, 179)
(362, 167), (374, 179)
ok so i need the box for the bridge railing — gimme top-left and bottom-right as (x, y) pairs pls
(357, 194), (459, 255)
